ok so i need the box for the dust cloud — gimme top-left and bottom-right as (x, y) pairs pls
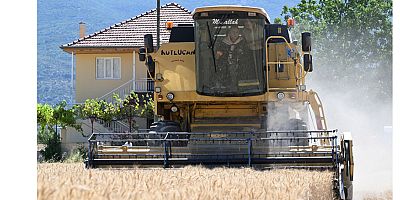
(307, 58), (392, 199)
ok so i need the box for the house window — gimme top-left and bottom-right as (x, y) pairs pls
(96, 57), (121, 79)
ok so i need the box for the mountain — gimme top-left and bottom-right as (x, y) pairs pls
(37, 0), (299, 105)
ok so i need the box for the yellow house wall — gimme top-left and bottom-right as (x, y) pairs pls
(75, 52), (148, 103)
(134, 52), (149, 83)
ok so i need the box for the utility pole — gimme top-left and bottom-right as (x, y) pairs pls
(157, 0), (160, 49)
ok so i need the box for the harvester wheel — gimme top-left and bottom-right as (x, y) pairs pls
(344, 173), (353, 200)
(287, 119), (308, 146)
(150, 121), (188, 147)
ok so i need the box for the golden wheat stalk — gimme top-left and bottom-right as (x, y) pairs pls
(38, 163), (373, 200)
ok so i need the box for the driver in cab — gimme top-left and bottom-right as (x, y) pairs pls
(215, 25), (246, 90)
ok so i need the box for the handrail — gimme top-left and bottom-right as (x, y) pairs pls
(97, 119), (134, 133)
(99, 79), (136, 100)
(99, 79), (154, 103)
(265, 36), (302, 91)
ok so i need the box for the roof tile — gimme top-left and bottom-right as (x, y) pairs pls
(61, 2), (193, 49)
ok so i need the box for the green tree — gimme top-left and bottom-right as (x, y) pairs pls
(109, 92), (155, 132)
(37, 101), (82, 161)
(114, 92), (140, 132)
(37, 103), (54, 144)
(53, 101), (82, 133)
(75, 98), (113, 133)
(282, 0), (392, 104)
(273, 17), (283, 24)
(141, 93), (155, 118)
(74, 92), (154, 133)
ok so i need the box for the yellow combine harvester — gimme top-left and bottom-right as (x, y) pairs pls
(85, 5), (354, 199)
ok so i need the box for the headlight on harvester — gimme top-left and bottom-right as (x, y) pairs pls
(166, 92), (175, 101)
(277, 92), (285, 100)
(298, 85), (306, 91)
(170, 105), (179, 113)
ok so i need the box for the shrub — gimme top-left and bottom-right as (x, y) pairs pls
(63, 145), (87, 163)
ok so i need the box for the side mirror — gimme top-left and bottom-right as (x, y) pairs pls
(144, 34), (154, 53)
(146, 55), (155, 73)
(302, 32), (311, 52)
(303, 54), (313, 72)
(139, 47), (146, 61)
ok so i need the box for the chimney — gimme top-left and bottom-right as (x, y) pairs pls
(79, 22), (86, 38)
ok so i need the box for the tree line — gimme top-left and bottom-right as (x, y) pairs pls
(279, 0), (392, 105)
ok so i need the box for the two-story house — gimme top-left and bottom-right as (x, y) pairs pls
(59, 2), (193, 152)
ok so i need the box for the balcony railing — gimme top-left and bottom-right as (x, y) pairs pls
(99, 79), (154, 103)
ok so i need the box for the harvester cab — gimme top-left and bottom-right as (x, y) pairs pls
(86, 5), (354, 200)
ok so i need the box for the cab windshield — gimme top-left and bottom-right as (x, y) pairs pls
(195, 16), (265, 96)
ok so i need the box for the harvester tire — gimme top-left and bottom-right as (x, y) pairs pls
(150, 121), (181, 131)
(344, 173), (353, 200)
(158, 125), (181, 132)
(150, 121), (190, 147)
(288, 119), (308, 146)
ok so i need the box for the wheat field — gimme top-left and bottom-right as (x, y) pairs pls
(38, 163), (337, 200)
